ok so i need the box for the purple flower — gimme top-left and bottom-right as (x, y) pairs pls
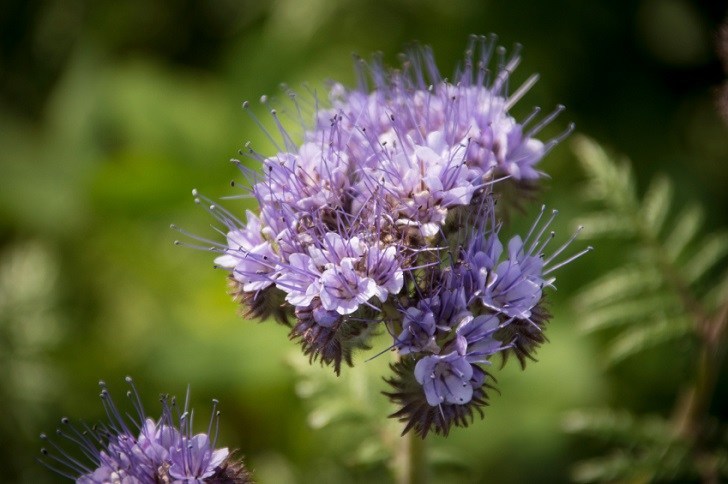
(274, 252), (321, 308)
(253, 142), (350, 214)
(39, 377), (252, 483)
(385, 357), (491, 438)
(183, 34), (588, 437)
(481, 234), (545, 320)
(319, 257), (379, 314)
(214, 210), (278, 293)
(413, 311), (505, 407)
(319, 36), (572, 185)
(169, 433), (229, 480)
(415, 351), (476, 406)
(454, 313), (504, 359)
(396, 298), (440, 355)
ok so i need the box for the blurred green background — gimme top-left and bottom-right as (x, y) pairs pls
(1, 0), (726, 482)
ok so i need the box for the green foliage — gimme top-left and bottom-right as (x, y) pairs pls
(287, 343), (475, 483)
(563, 409), (699, 483)
(572, 136), (728, 365)
(565, 407), (728, 482)
(567, 136), (728, 483)
(287, 346), (398, 479)
(2, 1), (724, 482)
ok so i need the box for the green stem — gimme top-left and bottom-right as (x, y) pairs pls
(676, 301), (728, 429)
(673, 300), (728, 483)
(395, 430), (428, 484)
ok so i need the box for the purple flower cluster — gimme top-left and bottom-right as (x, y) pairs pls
(189, 35), (589, 437)
(39, 377), (251, 483)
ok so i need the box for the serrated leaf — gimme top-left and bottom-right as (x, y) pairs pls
(575, 266), (661, 309)
(580, 295), (678, 332)
(575, 212), (635, 238)
(664, 204), (703, 262)
(604, 317), (693, 365)
(640, 175), (672, 236)
(683, 232), (728, 285)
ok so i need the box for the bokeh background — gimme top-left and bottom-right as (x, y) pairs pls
(1, 0), (727, 482)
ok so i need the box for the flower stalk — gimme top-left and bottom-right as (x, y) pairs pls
(396, 429), (428, 484)
(674, 300), (728, 484)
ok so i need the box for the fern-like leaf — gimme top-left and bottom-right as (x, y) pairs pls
(640, 175), (672, 237)
(564, 409), (697, 483)
(569, 135), (728, 483)
(580, 295), (678, 333)
(604, 316), (693, 365)
(664, 204), (703, 262)
(683, 232), (728, 285)
(571, 135), (728, 364)
(575, 266), (661, 309)
(574, 212), (635, 238)
(563, 408), (671, 444)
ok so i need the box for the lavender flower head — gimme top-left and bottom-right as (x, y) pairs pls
(39, 377), (252, 483)
(180, 34), (590, 437)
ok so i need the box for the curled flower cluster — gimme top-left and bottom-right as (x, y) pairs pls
(39, 377), (252, 483)
(186, 35), (589, 437)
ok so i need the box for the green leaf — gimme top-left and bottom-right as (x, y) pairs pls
(683, 232), (728, 285)
(572, 136), (615, 185)
(572, 135), (639, 216)
(564, 408), (672, 443)
(580, 295), (678, 333)
(574, 212), (635, 238)
(664, 204), (703, 262)
(571, 453), (637, 483)
(563, 408), (637, 440)
(575, 266), (661, 309)
(640, 175), (672, 237)
(573, 136), (622, 199)
(565, 410), (695, 482)
(604, 317), (693, 365)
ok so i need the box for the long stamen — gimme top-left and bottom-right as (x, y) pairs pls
(544, 246), (593, 275)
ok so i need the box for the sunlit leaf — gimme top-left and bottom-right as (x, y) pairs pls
(575, 266), (661, 309)
(574, 212), (635, 238)
(683, 232), (728, 285)
(640, 175), (672, 237)
(664, 204), (703, 262)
